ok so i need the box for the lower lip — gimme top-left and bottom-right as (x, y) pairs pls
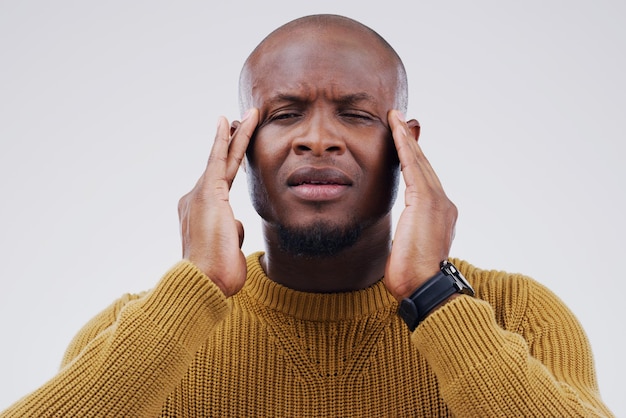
(290, 184), (349, 201)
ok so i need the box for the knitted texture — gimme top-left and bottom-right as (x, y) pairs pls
(1, 254), (613, 417)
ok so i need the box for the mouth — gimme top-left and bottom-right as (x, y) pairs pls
(287, 167), (353, 201)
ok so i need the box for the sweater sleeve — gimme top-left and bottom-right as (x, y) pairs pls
(412, 267), (614, 418)
(0, 260), (229, 418)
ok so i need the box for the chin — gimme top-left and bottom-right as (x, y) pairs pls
(275, 219), (362, 259)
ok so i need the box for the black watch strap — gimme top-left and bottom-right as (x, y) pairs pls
(398, 261), (475, 331)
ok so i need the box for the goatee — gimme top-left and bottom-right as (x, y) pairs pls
(277, 220), (361, 259)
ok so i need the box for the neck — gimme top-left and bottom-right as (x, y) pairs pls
(260, 215), (392, 293)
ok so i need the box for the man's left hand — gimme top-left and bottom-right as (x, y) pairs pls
(384, 110), (458, 302)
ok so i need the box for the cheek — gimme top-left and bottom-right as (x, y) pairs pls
(245, 130), (289, 216)
(354, 132), (399, 176)
(245, 158), (277, 222)
(356, 139), (400, 208)
(246, 168), (268, 215)
(246, 126), (291, 165)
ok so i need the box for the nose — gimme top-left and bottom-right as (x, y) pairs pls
(291, 113), (346, 156)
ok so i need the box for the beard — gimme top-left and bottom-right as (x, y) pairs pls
(276, 219), (362, 259)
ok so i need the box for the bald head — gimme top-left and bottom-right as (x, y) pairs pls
(238, 14), (408, 115)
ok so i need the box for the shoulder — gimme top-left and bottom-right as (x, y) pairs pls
(60, 291), (145, 367)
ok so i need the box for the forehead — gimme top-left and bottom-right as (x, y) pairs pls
(244, 27), (400, 107)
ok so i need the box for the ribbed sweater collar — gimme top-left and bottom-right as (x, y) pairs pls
(243, 252), (398, 321)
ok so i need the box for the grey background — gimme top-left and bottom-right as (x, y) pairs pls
(1, 1), (624, 415)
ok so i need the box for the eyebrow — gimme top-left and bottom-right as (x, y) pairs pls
(336, 92), (378, 107)
(264, 93), (307, 108)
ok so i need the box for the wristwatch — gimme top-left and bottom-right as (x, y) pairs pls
(398, 260), (475, 331)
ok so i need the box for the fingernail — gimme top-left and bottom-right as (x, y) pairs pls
(241, 108), (252, 121)
(395, 110), (405, 122)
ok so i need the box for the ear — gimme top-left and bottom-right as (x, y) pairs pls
(406, 119), (421, 142)
(229, 120), (249, 173)
(230, 120), (241, 136)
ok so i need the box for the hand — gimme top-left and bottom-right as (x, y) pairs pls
(177, 109), (259, 297)
(384, 110), (458, 302)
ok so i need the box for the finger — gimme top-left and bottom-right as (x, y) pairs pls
(203, 115), (231, 187)
(388, 110), (444, 191)
(225, 108), (259, 181)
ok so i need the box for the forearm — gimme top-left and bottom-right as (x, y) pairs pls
(1, 261), (229, 418)
(414, 296), (613, 418)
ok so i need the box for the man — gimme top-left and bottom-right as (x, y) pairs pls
(1, 14), (613, 417)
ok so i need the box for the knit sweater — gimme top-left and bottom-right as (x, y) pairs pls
(1, 252), (612, 417)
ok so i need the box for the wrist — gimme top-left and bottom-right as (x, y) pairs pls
(398, 261), (474, 331)
(398, 269), (440, 301)
(185, 258), (235, 298)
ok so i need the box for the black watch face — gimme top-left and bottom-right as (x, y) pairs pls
(447, 265), (474, 296)
(398, 263), (475, 331)
(440, 261), (473, 294)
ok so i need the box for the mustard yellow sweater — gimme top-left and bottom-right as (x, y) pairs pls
(1, 253), (612, 417)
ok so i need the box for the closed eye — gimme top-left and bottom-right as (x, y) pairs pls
(343, 113), (372, 119)
(265, 112), (303, 125)
(339, 111), (376, 123)
(273, 113), (300, 120)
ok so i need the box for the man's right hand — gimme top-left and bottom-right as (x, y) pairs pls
(177, 109), (259, 297)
